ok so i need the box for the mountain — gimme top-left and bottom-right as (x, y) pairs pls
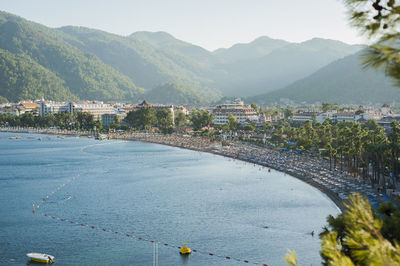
(0, 11), (143, 101)
(144, 82), (204, 105)
(0, 48), (75, 102)
(213, 36), (289, 63)
(248, 51), (400, 105)
(0, 10), (369, 105)
(213, 38), (364, 97)
(130, 31), (216, 67)
(60, 28), (214, 91)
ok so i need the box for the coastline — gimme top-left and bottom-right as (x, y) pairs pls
(116, 135), (346, 212)
(1, 128), (346, 212)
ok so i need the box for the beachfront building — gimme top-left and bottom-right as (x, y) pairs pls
(17, 102), (40, 114)
(212, 99), (258, 125)
(68, 101), (115, 121)
(39, 100), (69, 116)
(0, 107), (20, 116)
(101, 113), (126, 128)
(39, 99), (115, 120)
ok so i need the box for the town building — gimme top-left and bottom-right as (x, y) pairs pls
(68, 101), (115, 120)
(378, 116), (400, 131)
(333, 112), (360, 123)
(212, 99), (259, 125)
(0, 108), (20, 116)
(39, 100), (69, 116)
(17, 102), (40, 114)
(39, 99), (115, 120)
(292, 111), (333, 123)
(101, 113), (126, 128)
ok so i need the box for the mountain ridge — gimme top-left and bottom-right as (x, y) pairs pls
(247, 51), (400, 105)
(0, 10), (389, 105)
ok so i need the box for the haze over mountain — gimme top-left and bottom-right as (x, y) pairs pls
(0, 10), (394, 105)
(212, 38), (364, 96)
(213, 36), (290, 63)
(248, 51), (400, 105)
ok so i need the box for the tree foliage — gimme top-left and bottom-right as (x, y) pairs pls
(155, 108), (173, 132)
(226, 114), (239, 132)
(344, 0), (400, 86)
(174, 111), (187, 127)
(286, 194), (400, 266)
(125, 107), (156, 130)
(190, 109), (214, 130)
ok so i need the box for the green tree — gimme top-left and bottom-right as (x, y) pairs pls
(156, 109), (173, 131)
(190, 109), (213, 130)
(76, 112), (95, 131)
(226, 114), (239, 132)
(19, 112), (35, 127)
(125, 107), (156, 130)
(286, 194), (400, 266)
(54, 111), (72, 129)
(244, 123), (256, 132)
(174, 111), (186, 127)
(344, 0), (400, 85)
(284, 107), (294, 120)
(94, 119), (103, 132)
(110, 116), (120, 130)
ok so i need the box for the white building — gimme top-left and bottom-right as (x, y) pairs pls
(39, 100), (69, 116)
(292, 112), (322, 123)
(69, 101), (115, 121)
(0, 108), (20, 116)
(212, 99), (258, 125)
(333, 112), (359, 123)
(39, 99), (115, 120)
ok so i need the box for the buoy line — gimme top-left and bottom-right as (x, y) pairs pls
(42, 213), (268, 265)
(32, 140), (269, 265)
(33, 173), (81, 212)
(33, 141), (121, 211)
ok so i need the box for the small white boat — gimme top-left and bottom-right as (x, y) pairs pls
(26, 253), (54, 264)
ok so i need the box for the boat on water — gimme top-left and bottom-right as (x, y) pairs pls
(96, 134), (107, 140)
(179, 243), (191, 255)
(26, 253), (54, 263)
(9, 136), (22, 140)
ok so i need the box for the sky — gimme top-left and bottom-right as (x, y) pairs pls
(0, 0), (365, 51)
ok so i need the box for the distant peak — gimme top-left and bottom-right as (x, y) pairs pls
(130, 31), (174, 39)
(301, 37), (350, 45)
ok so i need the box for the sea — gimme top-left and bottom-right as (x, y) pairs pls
(0, 132), (340, 266)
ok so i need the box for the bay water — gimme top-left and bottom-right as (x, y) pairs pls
(0, 133), (339, 265)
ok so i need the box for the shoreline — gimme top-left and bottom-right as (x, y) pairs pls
(118, 136), (346, 212)
(1, 128), (347, 212)
(107, 132), (347, 212)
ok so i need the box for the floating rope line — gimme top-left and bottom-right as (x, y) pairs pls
(32, 140), (269, 265)
(34, 141), (126, 211)
(33, 173), (81, 211)
(42, 213), (268, 265)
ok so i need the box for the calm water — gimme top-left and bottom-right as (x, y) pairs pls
(0, 132), (339, 266)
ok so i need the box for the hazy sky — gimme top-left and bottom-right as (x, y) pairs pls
(0, 0), (364, 51)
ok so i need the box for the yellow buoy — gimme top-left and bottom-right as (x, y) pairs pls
(179, 243), (191, 255)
